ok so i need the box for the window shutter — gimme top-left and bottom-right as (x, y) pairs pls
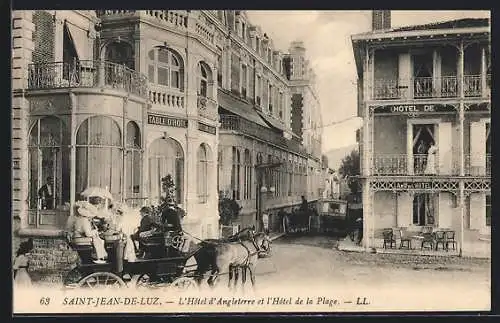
(469, 193), (485, 230)
(398, 53), (411, 97)
(397, 192), (412, 228)
(470, 121), (486, 175)
(32, 11), (55, 64)
(438, 122), (452, 175)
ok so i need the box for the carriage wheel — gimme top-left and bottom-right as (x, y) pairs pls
(170, 277), (197, 291)
(64, 268), (83, 289)
(78, 272), (126, 289)
(134, 274), (169, 290)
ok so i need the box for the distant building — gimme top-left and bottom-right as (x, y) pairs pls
(352, 11), (490, 253)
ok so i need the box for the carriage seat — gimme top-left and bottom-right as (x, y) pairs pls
(70, 237), (94, 264)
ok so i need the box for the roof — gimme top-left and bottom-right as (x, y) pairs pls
(217, 90), (270, 129)
(391, 18), (489, 32)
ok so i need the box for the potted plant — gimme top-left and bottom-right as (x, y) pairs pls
(218, 191), (242, 238)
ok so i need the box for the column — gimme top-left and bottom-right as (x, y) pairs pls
(481, 47), (487, 97)
(361, 179), (371, 250)
(69, 93), (77, 217)
(122, 97), (128, 203)
(459, 182), (465, 257)
(53, 14), (64, 63)
(433, 49), (442, 97)
(458, 42), (464, 99)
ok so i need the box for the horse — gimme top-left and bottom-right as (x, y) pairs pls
(192, 227), (256, 289)
(194, 231), (271, 291)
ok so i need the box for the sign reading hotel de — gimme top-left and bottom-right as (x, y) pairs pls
(373, 104), (456, 114)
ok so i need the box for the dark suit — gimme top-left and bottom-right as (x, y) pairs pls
(38, 184), (54, 210)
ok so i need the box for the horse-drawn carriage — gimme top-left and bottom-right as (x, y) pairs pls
(64, 218), (271, 291)
(63, 221), (200, 290)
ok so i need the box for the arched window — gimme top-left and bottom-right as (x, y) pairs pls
(231, 147), (241, 200)
(243, 149), (252, 200)
(106, 41), (135, 70)
(148, 138), (184, 205)
(28, 117), (70, 215)
(76, 116), (122, 200)
(197, 144), (211, 203)
(148, 48), (183, 90)
(198, 62), (211, 97)
(125, 121), (141, 204)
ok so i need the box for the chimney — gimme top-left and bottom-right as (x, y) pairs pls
(372, 10), (391, 31)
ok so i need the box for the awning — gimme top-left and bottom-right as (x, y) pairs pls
(257, 111), (286, 132)
(64, 22), (88, 62)
(218, 91), (270, 129)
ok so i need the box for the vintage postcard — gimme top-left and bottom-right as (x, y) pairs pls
(11, 9), (491, 314)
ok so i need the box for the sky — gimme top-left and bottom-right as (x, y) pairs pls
(246, 10), (491, 152)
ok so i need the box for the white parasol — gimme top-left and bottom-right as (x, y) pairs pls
(80, 186), (114, 209)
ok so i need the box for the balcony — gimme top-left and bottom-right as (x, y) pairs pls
(27, 60), (148, 98)
(371, 75), (490, 101)
(220, 114), (307, 155)
(149, 83), (184, 109)
(464, 154), (491, 177)
(372, 154), (440, 176)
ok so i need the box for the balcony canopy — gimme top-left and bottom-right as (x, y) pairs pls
(257, 111), (286, 132)
(218, 91), (270, 129)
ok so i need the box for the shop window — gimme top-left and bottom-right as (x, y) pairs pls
(125, 121), (141, 204)
(28, 117), (70, 213)
(148, 138), (184, 205)
(76, 116), (122, 200)
(147, 48), (183, 90)
(197, 144), (211, 203)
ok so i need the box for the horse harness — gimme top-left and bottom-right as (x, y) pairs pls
(238, 235), (262, 267)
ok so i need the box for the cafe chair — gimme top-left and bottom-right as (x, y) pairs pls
(434, 230), (447, 251)
(445, 231), (457, 251)
(382, 229), (396, 249)
(399, 228), (412, 250)
(420, 232), (435, 250)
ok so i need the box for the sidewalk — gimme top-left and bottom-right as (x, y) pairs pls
(336, 236), (490, 259)
(269, 232), (286, 241)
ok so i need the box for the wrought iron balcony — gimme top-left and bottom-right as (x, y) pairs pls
(464, 154), (491, 177)
(371, 75), (490, 100)
(27, 60), (149, 98)
(372, 154), (440, 176)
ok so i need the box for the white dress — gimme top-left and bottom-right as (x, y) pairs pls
(424, 145), (438, 175)
(13, 254), (32, 289)
(117, 207), (142, 262)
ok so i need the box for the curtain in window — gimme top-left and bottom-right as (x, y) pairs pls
(148, 138), (184, 204)
(197, 144), (209, 203)
(125, 121), (141, 200)
(75, 116), (122, 200)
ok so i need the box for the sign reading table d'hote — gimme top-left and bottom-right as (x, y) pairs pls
(198, 122), (216, 135)
(374, 104), (456, 114)
(147, 113), (188, 128)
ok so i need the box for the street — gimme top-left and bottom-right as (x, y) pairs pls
(245, 235), (491, 311)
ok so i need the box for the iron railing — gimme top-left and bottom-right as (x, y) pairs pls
(372, 154), (440, 176)
(28, 60), (149, 98)
(372, 75), (490, 100)
(464, 154), (491, 177)
(220, 114), (307, 155)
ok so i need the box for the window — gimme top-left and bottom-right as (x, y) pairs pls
(29, 117), (70, 215)
(148, 138), (184, 205)
(486, 195), (491, 227)
(147, 48), (183, 90)
(412, 193), (436, 226)
(256, 75), (262, 106)
(268, 83), (273, 114)
(197, 144), (210, 203)
(241, 64), (247, 98)
(243, 149), (252, 200)
(256, 38), (260, 54)
(76, 116), (122, 200)
(231, 147), (241, 200)
(198, 63), (208, 97)
(288, 161), (293, 196)
(217, 53), (223, 87)
(278, 91), (284, 119)
(106, 41), (135, 70)
(125, 122), (141, 204)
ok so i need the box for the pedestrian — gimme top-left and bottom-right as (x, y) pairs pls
(13, 238), (34, 289)
(299, 195), (308, 213)
(38, 176), (54, 210)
